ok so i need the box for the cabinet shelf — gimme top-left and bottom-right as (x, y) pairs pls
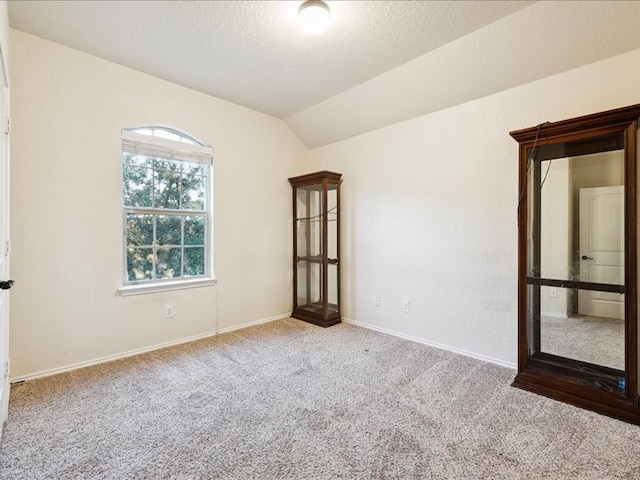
(296, 256), (338, 264)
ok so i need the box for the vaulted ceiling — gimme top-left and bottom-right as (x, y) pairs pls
(8, 1), (640, 148)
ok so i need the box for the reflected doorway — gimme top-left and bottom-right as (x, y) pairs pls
(578, 185), (624, 319)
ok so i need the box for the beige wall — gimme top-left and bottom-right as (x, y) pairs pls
(308, 48), (640, 367)
(9, 25), (640, 377)
(0, 1), (7, 80)
(9, 30), (309, 379)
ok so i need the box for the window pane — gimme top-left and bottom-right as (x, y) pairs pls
(127, 247), (154, 281)
(122, 127), (212, 286)
(156, 215), (182, 246)
(154, 167), (181, 209)
(157, 247), (182, 279)
(184, 216), (205, 245)
(184, 247), (205, 276)
(123, 165), (153, 207)
(154, 157), (182, 170)
(183, 164), (207, 176)
(181, 174), (206, 210)
(126, 214), (153, 246)
(123, 152), (153, 167)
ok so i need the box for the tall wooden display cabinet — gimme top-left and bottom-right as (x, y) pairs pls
(288, 171), (342, 327)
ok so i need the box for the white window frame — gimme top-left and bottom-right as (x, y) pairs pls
(118, 126), (216, 296)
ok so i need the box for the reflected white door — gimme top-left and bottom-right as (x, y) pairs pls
(578, 186), (624, 319)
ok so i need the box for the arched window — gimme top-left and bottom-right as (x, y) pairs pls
(119, 125), (214, 294)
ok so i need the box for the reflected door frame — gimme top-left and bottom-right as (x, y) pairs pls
(510, 104), (640, 425)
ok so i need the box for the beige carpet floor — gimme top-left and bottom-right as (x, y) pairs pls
(0, 318), (639, 479)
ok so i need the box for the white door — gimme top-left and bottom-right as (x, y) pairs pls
(578, 186), (624, 319)
(0, 78), (10, 436)
(0, 46), (9, 434)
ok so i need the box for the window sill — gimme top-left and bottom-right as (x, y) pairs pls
(118, 277), (217, 296)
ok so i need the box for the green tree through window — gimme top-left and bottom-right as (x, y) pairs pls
(122, 127), (212, 284)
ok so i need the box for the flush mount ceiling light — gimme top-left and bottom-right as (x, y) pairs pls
(299, 0), (330, 35)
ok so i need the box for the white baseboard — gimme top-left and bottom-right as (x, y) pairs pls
(342, 317), (517, 370)
(217, 313), (290, 334)
(11, 313), (292, 384)
(541, 312), (569, 319)
(12, 314), (513, 383)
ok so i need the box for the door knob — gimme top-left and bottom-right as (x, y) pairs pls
(0, 280), (14, 290)
(581, 255), (594, 260)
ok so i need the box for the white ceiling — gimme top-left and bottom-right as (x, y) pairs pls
(8, 1), (640, 148)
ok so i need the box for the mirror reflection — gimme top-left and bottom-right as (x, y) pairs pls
(539, 287), (625, 370)
(529, 137), (625, 372)
(537, 150), (624, 284)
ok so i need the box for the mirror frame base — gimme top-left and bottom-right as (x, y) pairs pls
(513, 370), (640, 425)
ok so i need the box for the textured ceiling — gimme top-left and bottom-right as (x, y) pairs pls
(8, 1), (532, 118)
(289, 0), (640, 147)
(8, 1), (640, 148)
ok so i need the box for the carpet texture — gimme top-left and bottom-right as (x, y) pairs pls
(541, 314), (624, 370)
(1, 318), (639, 479)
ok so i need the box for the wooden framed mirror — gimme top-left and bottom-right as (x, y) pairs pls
(510, 104), (640, 424)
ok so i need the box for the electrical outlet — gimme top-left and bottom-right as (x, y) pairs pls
(165, 304), (174, 319)
(374, 296), (381, 307)
(402, 300), (410, 313)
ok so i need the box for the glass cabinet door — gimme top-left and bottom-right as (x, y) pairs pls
(295, 184), (322, 313)
(326, 183), (339, 314)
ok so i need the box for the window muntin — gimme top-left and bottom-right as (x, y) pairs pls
(122, 127), (212, 286)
